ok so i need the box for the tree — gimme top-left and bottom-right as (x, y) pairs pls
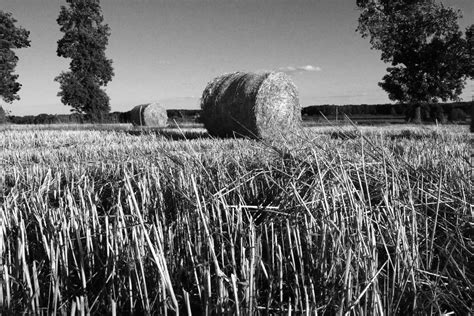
(55, 0), (114, 119)
(466, 25), (474, 132)
(356, 0), (471, 123)
(466, 25), (474, 77)
(0, 11), (30, 104)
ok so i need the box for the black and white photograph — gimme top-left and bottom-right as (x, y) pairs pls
(0, 0), (473, 314)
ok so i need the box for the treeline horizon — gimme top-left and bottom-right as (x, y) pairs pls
(2, 101), (472, 125)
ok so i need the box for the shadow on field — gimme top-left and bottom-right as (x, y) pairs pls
(388, 130), (441, 141)
(123, 128), (212, 140)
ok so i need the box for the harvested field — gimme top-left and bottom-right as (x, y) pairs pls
(0, 124), (472, 315)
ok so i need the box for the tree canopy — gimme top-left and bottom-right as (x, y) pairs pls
(357, 0), (471, 121)
(55, 0), (114, 118)
(466, 25), (474, 78)
(0, 10), (30, 104)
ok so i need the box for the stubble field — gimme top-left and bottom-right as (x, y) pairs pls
(0, 124), (472, 315)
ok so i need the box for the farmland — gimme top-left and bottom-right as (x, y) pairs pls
(0, 124), (473, 315)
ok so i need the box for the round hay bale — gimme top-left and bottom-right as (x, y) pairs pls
(129, 102), (168, 127)
(200, 71), (301, 139)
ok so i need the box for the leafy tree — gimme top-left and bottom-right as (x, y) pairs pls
(466, 25), (474, 132)
(0, 11), (30, 104)
(356, 0), (471, 123)
(466, 25), (474, 77)
(55, 0), (114, 119)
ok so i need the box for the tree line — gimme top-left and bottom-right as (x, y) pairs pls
(303, 101), (472, 123)
(0, 0), (473, 130)
(5, 109), (201, 125)
(5, 102), (471, 125)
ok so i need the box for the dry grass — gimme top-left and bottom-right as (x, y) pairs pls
(200, 72), (301, 139)
(0, 124), (472, 315)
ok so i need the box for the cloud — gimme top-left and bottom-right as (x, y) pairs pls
(298, 65), (321, 72)
(278, 64), (322, 74)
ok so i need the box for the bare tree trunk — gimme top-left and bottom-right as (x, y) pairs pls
(413, 104), (422, 124)
(471, 103), (474, 132)
(0, 105), (6, 124)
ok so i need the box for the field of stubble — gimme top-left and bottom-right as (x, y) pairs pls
(0, 124), (472, 315)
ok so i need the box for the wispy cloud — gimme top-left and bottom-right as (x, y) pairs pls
(278, 64), (322, 74)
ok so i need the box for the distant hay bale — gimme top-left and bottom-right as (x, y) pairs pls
(129, 103), (168, 127)
(200, 71), (301, 139)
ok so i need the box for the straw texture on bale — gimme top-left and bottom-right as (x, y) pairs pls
(200, 71), (301, 139)
(129, 102), (168, 127)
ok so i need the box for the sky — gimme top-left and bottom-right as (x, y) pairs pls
(1, 0), (473, 116)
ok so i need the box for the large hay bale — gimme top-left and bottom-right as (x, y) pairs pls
(129, 102), (168, 127)
(200, 71), (301, 139)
